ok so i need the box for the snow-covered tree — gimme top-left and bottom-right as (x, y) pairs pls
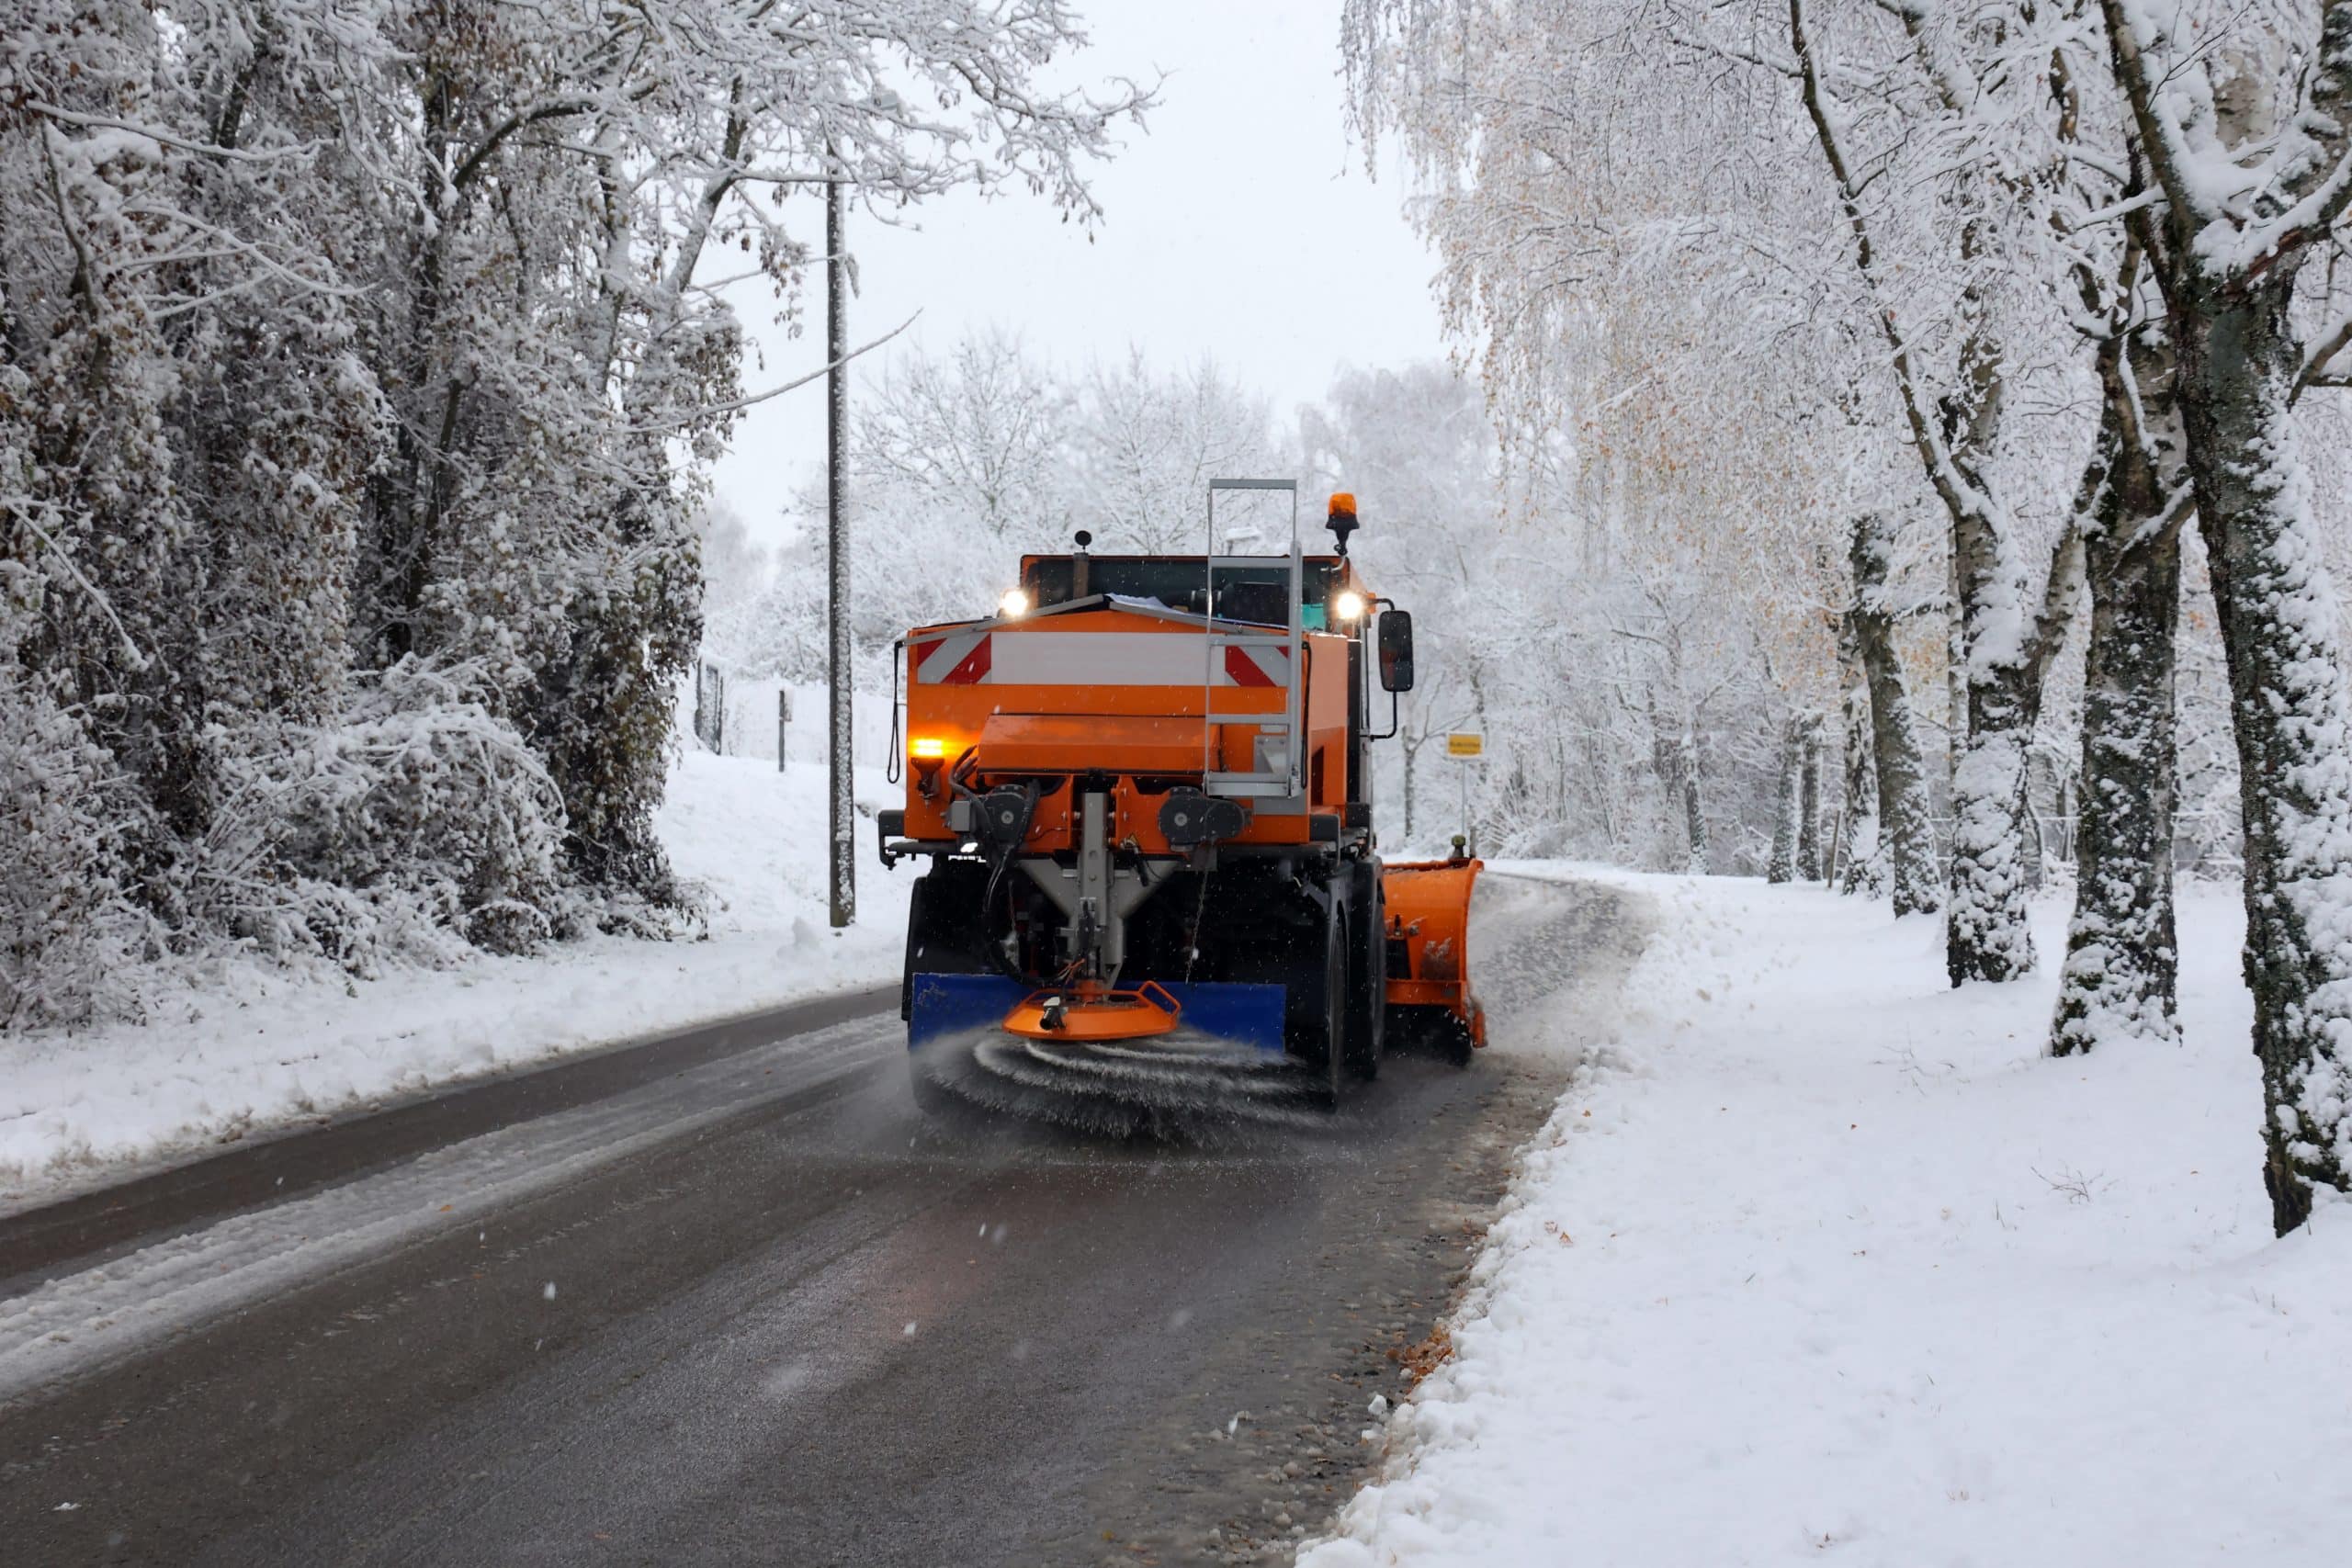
(852, 330), (1075, 543)
(1340, 0), (2207, 991)
(1342, 0), (1894, 870)
(698, 501), (774, 659)
(1070, 352), (1285, 552)
(1300, 363), (1498, 847)
(735, 339), (1295, 696)
(2089, 0), (2352, 1230)
(1846, 511), (1945, 916)
(1, 0), (1148, 1020)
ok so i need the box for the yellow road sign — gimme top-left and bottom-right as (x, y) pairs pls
(1446, 733), (1484, 758)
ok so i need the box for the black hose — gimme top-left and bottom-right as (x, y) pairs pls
(978, 837), (1051, 989)
(886, 639), (904, 784)
(1183, 853), (1212, 983)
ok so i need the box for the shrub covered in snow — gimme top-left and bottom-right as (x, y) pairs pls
(199, 660), (577, 968)
(0, 655), (150, 1030)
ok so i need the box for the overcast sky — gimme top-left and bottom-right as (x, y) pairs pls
(708, 0), (1451, 546)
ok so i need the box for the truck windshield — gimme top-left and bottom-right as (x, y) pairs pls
(1025, 557), (1344, 626)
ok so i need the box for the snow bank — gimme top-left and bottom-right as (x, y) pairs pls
(1306, 872), (2352, 1567)
(0, 751), (910, 1208)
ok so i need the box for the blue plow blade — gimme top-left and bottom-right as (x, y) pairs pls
(907, 974), (1288, 1054)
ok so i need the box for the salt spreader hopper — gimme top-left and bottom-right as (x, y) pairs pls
(876, 481), (1485, 1112)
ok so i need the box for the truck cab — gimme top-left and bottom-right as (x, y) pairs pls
(1016, 551), (1372, 633)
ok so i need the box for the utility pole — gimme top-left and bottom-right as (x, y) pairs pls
(826, 172), (854, 929)
(1460, 758), (1472, 858)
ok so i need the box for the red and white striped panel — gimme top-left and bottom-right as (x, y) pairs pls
(912, 629), (992, 684)
(913, 631), (1290, 687)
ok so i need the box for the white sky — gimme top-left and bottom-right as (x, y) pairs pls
(707, 0), (1450, 547)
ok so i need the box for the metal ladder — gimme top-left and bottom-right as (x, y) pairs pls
(1200, 479), (1303, 805)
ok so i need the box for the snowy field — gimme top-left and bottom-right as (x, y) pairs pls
(1306, 870), (2352, 1568)
(0, 751), (910, 1208)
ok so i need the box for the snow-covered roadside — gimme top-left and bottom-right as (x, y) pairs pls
(1306, 870), (2352, 1567)
(0, 750), (911, 1209)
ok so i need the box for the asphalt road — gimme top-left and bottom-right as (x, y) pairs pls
(0, 873), (1646, 1568)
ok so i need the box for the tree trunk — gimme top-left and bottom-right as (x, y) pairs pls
(2018, 762), (2044, 893)
(1849, 513), (1940, 915)
(1837, 682), (1887, 896)
(1647, 690), (1707, 874)
(1582, 724), (1621, 856)
(1945, 584), (2041, 984)
(1682, 735), (1708, 875)
(1768, 716), (1803, 883)
(1401, 736), (1416, 842)
(2052, 330), (2184, 1056)
(2173, 288), (2352, 1231)
(1796, 716), (1824, 880)
(1945, 558), (1967, 810)
(2052, 521), (2180, 1053)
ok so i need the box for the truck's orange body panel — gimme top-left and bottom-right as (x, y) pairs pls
(899, 603), (1352, 856)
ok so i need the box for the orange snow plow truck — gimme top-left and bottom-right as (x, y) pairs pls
(876, 480), (1484, 1111)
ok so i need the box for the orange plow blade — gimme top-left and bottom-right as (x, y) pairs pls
(1381, 856), (1486, 1053)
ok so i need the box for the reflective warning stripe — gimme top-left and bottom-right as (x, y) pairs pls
(1223, 645), (1279, 688)
(913, 630), (1291, 687)
(914, 631), (991, 684)
(994, 633), (1198, 685)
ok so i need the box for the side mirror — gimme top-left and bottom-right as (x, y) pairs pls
(1376, 610), (1416, 693)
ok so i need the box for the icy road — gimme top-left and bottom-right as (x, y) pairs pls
(0, 875), (1645, 1566)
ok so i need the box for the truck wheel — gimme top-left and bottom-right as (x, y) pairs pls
(902, 862), (989, 1021)
(1345, 861), (1385, 1080)
(1320, 909), (1349, 1110)
(902, 873), (940, 1022)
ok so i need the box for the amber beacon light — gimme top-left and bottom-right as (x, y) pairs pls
(1326, 491), (1359, 558)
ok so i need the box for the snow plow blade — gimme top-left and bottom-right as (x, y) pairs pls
(907, 974), (1288, 1054)
(1381, 855), (1486, 1055)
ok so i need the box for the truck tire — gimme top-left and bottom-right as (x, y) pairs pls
(903, 863), (998, 1121)
(901, 862), (989, 1021)
(1345, 860), (1385, 1079)
(1321, 908), (1349, 1110)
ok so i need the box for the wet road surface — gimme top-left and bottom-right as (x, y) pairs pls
(0, 874), (1646, 1567)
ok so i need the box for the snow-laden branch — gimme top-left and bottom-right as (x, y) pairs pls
(1786, 0), (1996, 543)
(8, 505), (148, 671)
(2069, 186), (2166, 230)
(27, 103), (320, 165)
(2294, 306), (2352, 400)
(627, 309), (922, 431)
(2095, 0), (2213, 223)
(2100, 0), (2352, 278)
